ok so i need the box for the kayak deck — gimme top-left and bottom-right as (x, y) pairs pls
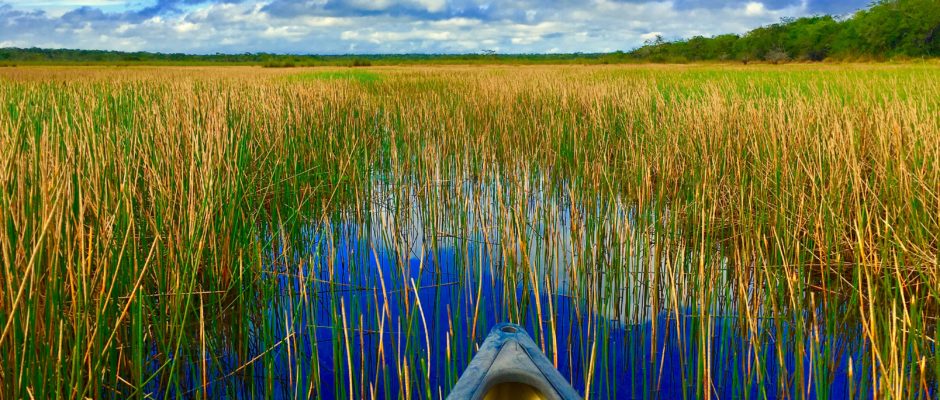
(447, 324), (581, 400)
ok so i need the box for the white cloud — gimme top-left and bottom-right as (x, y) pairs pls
(415, 0), (446, 12)
(262, 26), (307, 39)
(429, 18), (481, 28)
(298, 16), (351, 27)
(174, 21), (198, 34)
(744, 2), (766, 16)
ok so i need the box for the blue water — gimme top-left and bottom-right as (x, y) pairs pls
(143, 223), (870, 399)
(137, 178), (881, 399)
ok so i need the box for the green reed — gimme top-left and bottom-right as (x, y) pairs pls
(0, 64), (937, 399)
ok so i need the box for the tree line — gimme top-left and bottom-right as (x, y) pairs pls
(0, 48), (622, 66)
(630, 0), (939, 63)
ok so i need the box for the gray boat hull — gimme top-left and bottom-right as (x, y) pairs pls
(447, 324), (582, 400)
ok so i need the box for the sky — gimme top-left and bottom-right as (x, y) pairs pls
(0, 0), (869, 54)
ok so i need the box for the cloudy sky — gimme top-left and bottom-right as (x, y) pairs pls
(0, 0), (868, 54)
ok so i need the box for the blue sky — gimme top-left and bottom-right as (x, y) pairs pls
(0, 0), (868, 54)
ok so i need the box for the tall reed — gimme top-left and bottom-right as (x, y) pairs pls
(0, 64), (937, 398)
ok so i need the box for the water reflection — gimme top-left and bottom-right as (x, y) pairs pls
(148, 173), (863, 399)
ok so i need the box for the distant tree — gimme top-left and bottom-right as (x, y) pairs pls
(644, 34), (666, 47)
(708, 34), (740, 60)
(765, 48), (790, 64)
(855, 0), (940, 56)
(785, 16), (840, 60)
(350, 58), (372, 67)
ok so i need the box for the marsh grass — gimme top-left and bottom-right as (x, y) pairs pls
(287, 70), (383, 84)
(0, 64), (937, 399)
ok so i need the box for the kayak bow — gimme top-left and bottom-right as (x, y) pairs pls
(447, 323), (581, 400)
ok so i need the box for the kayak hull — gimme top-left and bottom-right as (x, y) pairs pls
(447, 324), (581, 400)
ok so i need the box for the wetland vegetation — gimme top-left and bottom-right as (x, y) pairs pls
(0, 64), (938, 398)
